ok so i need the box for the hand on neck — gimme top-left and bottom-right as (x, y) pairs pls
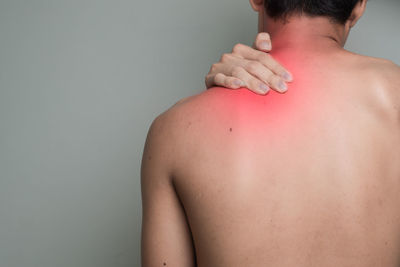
(263, 15), (349, 54)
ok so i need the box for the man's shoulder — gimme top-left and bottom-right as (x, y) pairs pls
(349, 54), (400, 104)
(360, 56), (400, 120)
(375, 59), (400, 84)
(145, 87), (234, 170)
(354, 54), (400, 80)
(367, 57), (400, 100)
(148, 87), (228, 141)
(151, 90), (207, 130)
(153, 87), (236, 127)
(143, 94), (200, 169)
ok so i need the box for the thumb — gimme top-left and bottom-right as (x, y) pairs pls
(252, 32), (272, 52)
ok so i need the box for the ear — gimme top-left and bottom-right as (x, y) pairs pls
(348, 0), (367, 27)
(249, 0), (264, 12)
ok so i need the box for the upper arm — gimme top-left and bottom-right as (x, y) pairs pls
(140, 115), (196, 267)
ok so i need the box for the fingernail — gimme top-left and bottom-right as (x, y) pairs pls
(278, 81), (288, 92)
(233, 80), (242, 87)
(283, 72), (293, 82)
(259, 83), (270, 94)
(260, 41), (271, 50)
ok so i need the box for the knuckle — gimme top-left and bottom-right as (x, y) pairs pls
(258, 53), (271, 63)
(266, 74), (277, 85)
(274, 75), (284, 84)
(210, 63), (219, 73)
(266, 57), (279, 70)
(247, 61), (262, 72)
(220, 53), (231, 63)
(214, 73), (224, 84)
(265, 55), (280, 68)
(277, 65), (287, 75)
(213, 74), (224, 86)
(232, 43), (244, 54)
(270, 75), (282, 86)
(232, 66), (243, 77)
(215, 73), (224, 80)
(272, 63), (284, 74)
(249, 76), (258, 85)
(270, 59), (280, 68)
(249, 79), (260, 90)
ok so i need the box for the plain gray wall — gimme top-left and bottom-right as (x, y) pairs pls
(0, 1), (399, 266)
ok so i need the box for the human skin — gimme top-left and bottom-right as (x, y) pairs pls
(141, 0), (400, 266)
(205, 32), (293, 94)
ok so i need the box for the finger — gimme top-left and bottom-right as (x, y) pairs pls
(206, 73), (244, 89)
(205, 73), (215, 89)
(252, 32), (272, 52)
(232, 66), (271, 95)
(209, 54), (288, 93)
(245, 61), (288, 93)
(205, 63), (222, 88)
(235, 44), (293, 82)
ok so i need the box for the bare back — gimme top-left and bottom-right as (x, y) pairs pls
(155, 51), (400, 267)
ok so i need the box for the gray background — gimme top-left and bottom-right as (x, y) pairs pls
(0, 0), (399, 266)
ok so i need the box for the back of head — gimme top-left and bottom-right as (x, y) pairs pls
(264, 0), (363, 24)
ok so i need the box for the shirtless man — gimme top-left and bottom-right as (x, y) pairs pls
(141, 0), (400, 266)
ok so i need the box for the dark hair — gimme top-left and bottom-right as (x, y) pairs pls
(264, 0), (363, 24)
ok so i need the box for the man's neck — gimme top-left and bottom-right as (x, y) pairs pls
(264, 15), (347, 54)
